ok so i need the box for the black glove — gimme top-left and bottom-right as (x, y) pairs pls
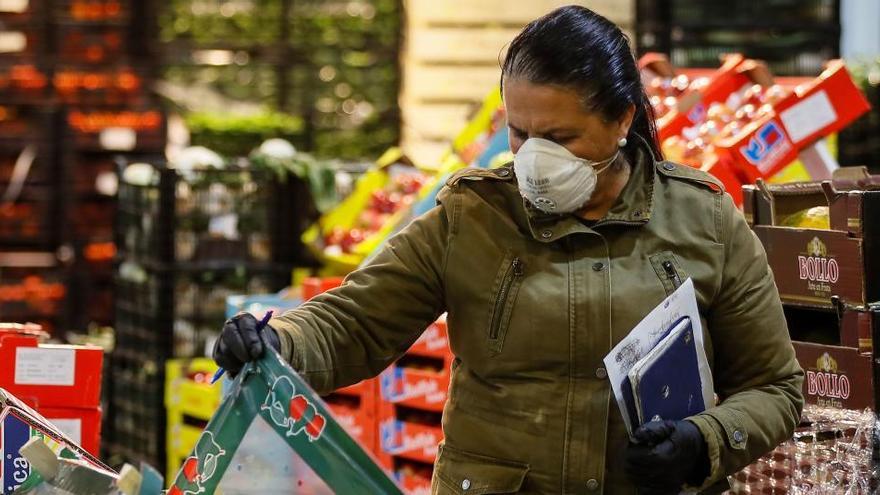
(212, 313), (281, 377)
(624, 419), (710, 495)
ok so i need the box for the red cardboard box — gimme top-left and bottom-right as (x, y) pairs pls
(396, 463), (433, 495)
(40, 407), (102, 456)
(302, 277), (345, 301)
(326, 397), (376, 454)
(719, 60), (870, 180)
(0, 335), (103, 409)
(406, 318), (450, 360)
(378, 414), (443, 465)
(379, 360), (451, 413)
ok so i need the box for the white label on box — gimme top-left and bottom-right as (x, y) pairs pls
(99, 127), (137, 151)
(14, 348), (76, 386)
(0, 32), (27, 53)
(49, 418), (82, 445)
(780, 90), (837, 144)
(0, 0), (28, 13)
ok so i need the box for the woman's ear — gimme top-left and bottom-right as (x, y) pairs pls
(618, 104), (636, 138)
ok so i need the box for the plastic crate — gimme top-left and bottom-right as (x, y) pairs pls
(0, 262), (67, 331)
(116, 159), (309, 267)
(55, 23), (128, 64)
(66, 107), (166, 152)
(54, 0), (131, 23)
(53, 65), (147, 106)
(0, 184), (60, 248)
(0, 63), (49, 103)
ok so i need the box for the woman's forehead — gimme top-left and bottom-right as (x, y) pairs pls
(504, 79), (601, 130)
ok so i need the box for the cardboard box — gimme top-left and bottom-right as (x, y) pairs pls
(327, 396), (377, 454)
(40, 407), (102, 456)
(743, 171), (880, 309)
(379, 359), (451, 413)
(0, 388), (107, 494)
(378, 415), (443, 465)
(0, 335), (103, 409)
(718, 60), (870, 181)
(792, 341), (874, 411)
(301, 277), (345, 301)
(406, 318), (450, 360)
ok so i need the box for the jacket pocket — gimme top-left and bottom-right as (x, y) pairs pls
(433, 444), (529, 495)
(649, 251), (689, 296)
(487, 253), (525, 355)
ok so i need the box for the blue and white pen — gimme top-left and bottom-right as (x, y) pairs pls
(211, 310), (274, 385)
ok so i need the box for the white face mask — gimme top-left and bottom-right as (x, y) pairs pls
(513, 137), (620, 214)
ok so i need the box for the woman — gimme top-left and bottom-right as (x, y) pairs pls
(214, 6), (803, 494)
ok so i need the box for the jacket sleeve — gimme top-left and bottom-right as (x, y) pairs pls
(268, 188), (453, 395)
(687, 193), (804, 489)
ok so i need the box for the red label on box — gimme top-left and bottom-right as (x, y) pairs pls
(379, 419), (442, 464)
(0, 335), (103, 409)
(792, 341), (873, 410)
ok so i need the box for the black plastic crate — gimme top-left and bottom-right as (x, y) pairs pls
(116, 159), (313, 267)
(53, 64), (150, 106)
(53, 0), (131, 23)
(0, 183), (62, 248)
(0, 63), (50, 103)
(65, 106), (166, 152)
(0, 258), (68, 335)
(54, 22), (128, 64)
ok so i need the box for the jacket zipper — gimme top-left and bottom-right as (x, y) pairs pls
(662, 260), (683, 289)
(490, 257), (524, 340)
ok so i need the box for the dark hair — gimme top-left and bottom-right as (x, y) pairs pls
(501, 5), (663, 161)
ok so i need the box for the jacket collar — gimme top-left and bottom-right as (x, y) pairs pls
(520, 135), (658, 243)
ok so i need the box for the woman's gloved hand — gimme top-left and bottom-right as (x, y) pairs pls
(212, 313), (281, 377)
(624, 419), (710, 495)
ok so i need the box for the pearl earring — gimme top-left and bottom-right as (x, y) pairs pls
(618, 137), (628, 148)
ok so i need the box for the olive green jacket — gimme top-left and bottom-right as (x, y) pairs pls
(269, 140), (804, 494)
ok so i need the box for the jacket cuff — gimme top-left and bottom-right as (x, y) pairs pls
(685, 414), (725, 491)
(269, 317), (304, 370)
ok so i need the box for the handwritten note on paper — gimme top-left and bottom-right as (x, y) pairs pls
(603, 278), (714, 436)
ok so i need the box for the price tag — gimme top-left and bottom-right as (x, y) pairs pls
(99, 127), (137, 151)
(15, 348), (76, 386)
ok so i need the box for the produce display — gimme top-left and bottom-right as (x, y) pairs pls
(659, 82), (790, 168)
(323, 170), (427, 256)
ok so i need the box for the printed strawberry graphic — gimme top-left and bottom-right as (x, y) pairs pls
(168, 486), (183, 495)
(182, 456), (199, 483)
(306, 413), (326, 439)
(290, 395), (308, 421)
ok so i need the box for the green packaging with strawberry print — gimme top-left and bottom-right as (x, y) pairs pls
(168, 348), (402, 494)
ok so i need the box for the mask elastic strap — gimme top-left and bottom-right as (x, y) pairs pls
(592, 149), (621, 175)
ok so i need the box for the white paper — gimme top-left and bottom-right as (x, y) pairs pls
(603, 279), (714, 437)
(0, 32), (26, 53)
(780, 90), (837, 144)
(49, 418), (82, 445)
(99, 127), (137, 151)
(14, 348), (76, 386)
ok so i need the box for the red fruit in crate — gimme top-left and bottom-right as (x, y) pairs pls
(707, 102), (733, 125)
(182, 456), (199, 483)
(648, 76), (665, 96)
(764, 84), (788, 105)
(306, 413), (326, 439)
(369, 190), (388, 211)
(743, 84), (765, 106)
(671, 74), (690, 95)
(290, 395), (308, 422)
(734, 104), (757, 123)
(387, 192), (403, 213)
(324, 226), (346, 247)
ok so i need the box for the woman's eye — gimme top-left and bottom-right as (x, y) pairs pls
(550, 136), (574, 144)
